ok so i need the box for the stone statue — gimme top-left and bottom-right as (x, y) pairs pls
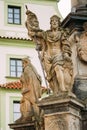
(15, 57), (42, 124)
(25, 7), (74, 96)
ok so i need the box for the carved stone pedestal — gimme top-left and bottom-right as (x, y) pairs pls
(38, 95), (85, 130)
(9, 121), (35, 130)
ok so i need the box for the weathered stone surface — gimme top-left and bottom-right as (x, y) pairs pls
(81, 110), (87, 130)
(8, 122), (35, 130)
(61, 3), (87, 130)
(61, 2), (87, 102)
(73, 78), (87, 100)
(38, 95), (85, 130)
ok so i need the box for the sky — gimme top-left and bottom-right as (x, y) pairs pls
(58, 0), (71, 18)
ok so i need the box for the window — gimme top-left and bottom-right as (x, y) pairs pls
(13, 101), (21, 121)
(8, 5), (21, 24)
(10, 58), (22, 77)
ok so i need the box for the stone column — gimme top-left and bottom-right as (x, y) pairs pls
(38, 96), (85, 130)
(61, 2), (87, 129)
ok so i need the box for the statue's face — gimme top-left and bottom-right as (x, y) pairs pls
(32, 18), (39, 28)
(22, 60), (28, 69)
(51, 17), (60, 29)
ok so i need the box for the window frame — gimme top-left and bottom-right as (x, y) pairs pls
(13, 100), (21, 121)
(8, 5), (21, 25)
(6, 54), (27, 81)
(10, 58), (22, 78)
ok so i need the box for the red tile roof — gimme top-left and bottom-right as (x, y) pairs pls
(0, 81), (48, 91)
(0, 81), (22, 89)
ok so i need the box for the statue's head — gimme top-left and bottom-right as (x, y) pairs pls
(22, 56), (30, 68)
(50, 15), (61, 29)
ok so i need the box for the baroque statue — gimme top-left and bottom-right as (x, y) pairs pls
(25, 6), (74, 96)
(15, 57), (43, 129)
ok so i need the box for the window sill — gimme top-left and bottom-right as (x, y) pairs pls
(5, 76), (20, 80)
